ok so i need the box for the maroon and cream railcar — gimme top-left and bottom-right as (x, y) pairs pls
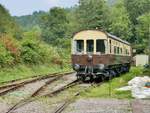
(71, 30), (132, 81)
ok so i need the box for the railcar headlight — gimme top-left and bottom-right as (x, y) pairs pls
(74, 64), (80, 71)
(97, 64), (105, 70)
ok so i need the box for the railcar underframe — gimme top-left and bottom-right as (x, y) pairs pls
(72, 54), (131, 81)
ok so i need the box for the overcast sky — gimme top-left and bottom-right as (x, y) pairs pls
(0, 0), (79, 16)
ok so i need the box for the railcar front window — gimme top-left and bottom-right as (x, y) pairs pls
(96, 40), (105, 53)
(86, 40), (94, 53)
(76, 40), (84, 53)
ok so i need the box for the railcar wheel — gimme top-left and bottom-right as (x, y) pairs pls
(105, 71), (112, 81)
(77, 75), (80, 81)
(109, 70), (116, 77)
(80, 76), (86, 82)
(100, 74), (105, 82)
(114, 69), (119, 76)
(95, 74), (104, 83)
(126, 66), (130, 72)
(122, 66), (127, 73)
(90, 75), (94, 83)
(120, 66), (124, 74)
(76, 74), (85, 82)
(123, 66), (129, 73)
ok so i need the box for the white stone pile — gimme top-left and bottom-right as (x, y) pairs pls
(116, 76), (150, 99)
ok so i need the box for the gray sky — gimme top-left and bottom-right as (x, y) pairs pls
(0, 0), (79, 16)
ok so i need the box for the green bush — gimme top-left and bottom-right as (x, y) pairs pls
(0, 43), (14, 67)
(20, 38), (62, 65)
(20, 39), (45, 64)
(0, 30), (71, 67)
(0, 35), (21, 63)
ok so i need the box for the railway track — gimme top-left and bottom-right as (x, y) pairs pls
(0, 73), (59, 89)
(0, 72), (73, 96)
(52, 82), (102, 113)
(5, 79), (79, 113)
(3, 75), (103, 113)
(1, 71), (103, 113)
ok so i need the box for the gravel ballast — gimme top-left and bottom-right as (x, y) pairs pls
(63, 98), (132, 113)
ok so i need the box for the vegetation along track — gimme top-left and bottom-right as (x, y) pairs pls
(5, 78), (79, 113)
(0, 72), (73, 96)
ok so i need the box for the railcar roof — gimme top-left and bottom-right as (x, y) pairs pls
(73, 30), (130, 46)
(107, 33), (130, 45)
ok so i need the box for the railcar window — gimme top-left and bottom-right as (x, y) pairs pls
(114, 46), (117, 54)
(96, 40), (105, 53)
(117, 47), (119, 54)
(76, 40), (84, 52)
(87, 40), (94, 53)
(125, 49), (128, 55)
(109, 40), (111, 53)
(120, 48), (122, 54)
(125, 49), (129, 55)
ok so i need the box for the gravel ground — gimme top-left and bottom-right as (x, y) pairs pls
(11, 100), (57, 113)
(0, 78), (52, 113)
(137, 100), (150, 113)
(63, 98), (132, 113)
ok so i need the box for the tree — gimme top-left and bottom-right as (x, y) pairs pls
(65, 7), (80, 38)
(123, 0), (150, 53)
(124, 0), (150, 24)
(40, 7), (69, 44)
(0, 4), (22, 39)
(109, 0), (132, 41)
(14, 11), (46, 31)
(76, 0), (110, 30)
(135, 13), (150, 54)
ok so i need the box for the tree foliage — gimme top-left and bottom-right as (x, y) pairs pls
(0, 4), (22, 38)
(14, 11), (46, 31)
(109, 0), (132, 41)
(76, 0), (110, 30)
(124, 0), (150, 24)
(135, 13), (150, 54)
(40, 7), (69, 44)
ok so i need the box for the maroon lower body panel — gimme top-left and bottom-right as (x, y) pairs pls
(71, 54), (132, 66)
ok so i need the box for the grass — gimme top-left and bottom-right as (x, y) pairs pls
(143, 67), (150, 76)
(0, 64), (72, 85)
(81, 67), (144, 99)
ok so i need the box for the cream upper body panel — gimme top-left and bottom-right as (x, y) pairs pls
(72, 30), (131, 56)
(73, 30), (107, 40)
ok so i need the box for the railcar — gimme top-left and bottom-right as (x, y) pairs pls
(71, 30), (132, 81)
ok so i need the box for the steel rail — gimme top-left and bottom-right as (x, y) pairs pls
(5, 75), (78, 113)
(0, 71), (73, 90)
(0, 72), (74, 96)
(52, 82), (103, 113)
